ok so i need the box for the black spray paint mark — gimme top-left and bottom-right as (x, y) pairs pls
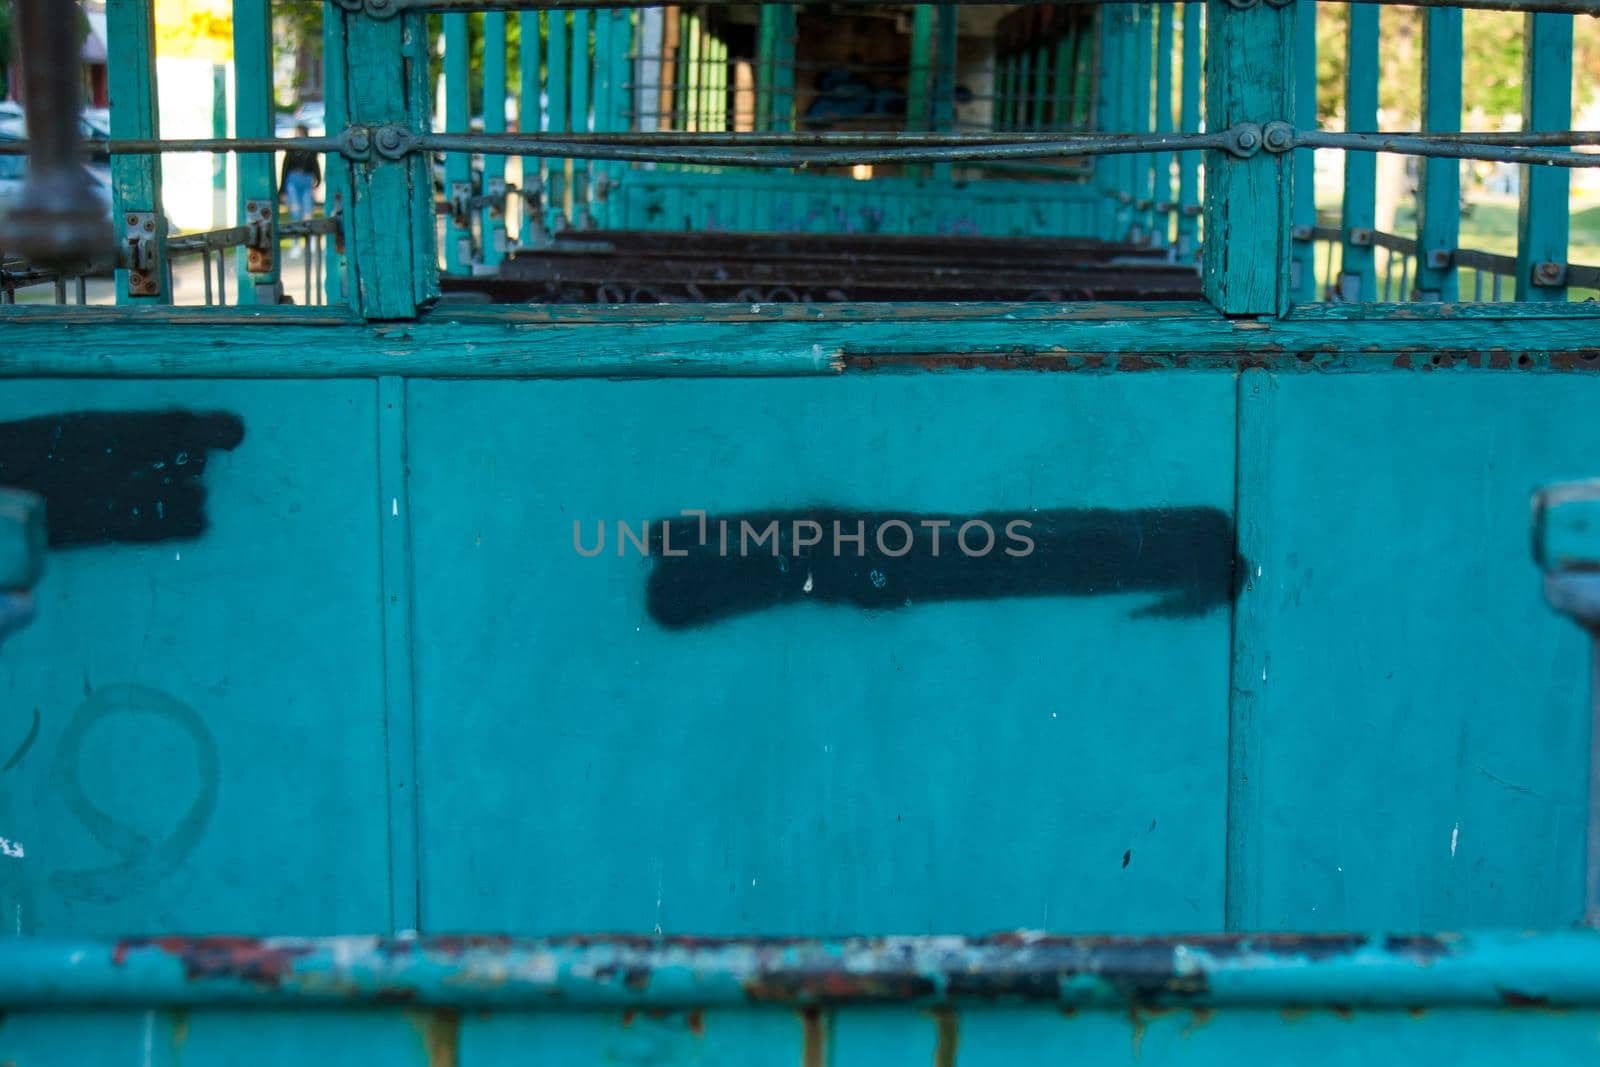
(0, 410), (244, 548)
(644, 506), (1245, 630)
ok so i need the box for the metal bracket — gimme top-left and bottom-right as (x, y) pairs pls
(340, 125), (373, 162)
(1290, 224), (1314, 242)
(485, 177), (508, 220)
(1222, 123), (1263, 159)
(1426, 247), (1454, 270)
(244, 199), (275, 275)
(1532, 261), (1568, 288)
(448, 182), (473, 229)
(1347, 227), (1375, 247)
(120, 211), (161, 297)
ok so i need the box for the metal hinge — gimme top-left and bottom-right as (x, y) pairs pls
(119, 211), (161, 297)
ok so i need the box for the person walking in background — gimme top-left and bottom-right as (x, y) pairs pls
(279, 124), (321, 223)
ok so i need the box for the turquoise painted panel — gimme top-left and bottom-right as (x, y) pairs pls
(0, 382), (390, 936)
(1233, 372), (1600, 930)
(406, 376), (1235, 935)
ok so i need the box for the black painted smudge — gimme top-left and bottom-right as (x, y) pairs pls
(0, 410), (245, 548)
(644, 506), (1245, 630)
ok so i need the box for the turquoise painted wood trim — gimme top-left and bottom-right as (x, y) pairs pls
(612, 11), (635, 222)
(756, 7), (776, 132)
(1289, 0), (1318, 301)
(547, 11), (569, 229)
(443, 14), (472, 271)
(105, 0), (168, 305)
(1339, 3), (1379, 301)
(932, 6), (958, 182)
(1, 308), (1595, 379)
(909, 6), (934, 135)
(322, 12), (351, 306)
(1515, 13), (1572, 302)
(334, 9), (438, 318)
(770, 7), (797, 134)
(1152, 6), (1174, 248)
(572, 9), (593, 222)
(377, 374), (420, 935)
(481, 13), (509, 267)
(1203, 0), (1294, 315)
(1177, 2), (1202, 261)
(1133, 4), (1154, 242)
(1116, 6), (1137, 237)
(1415, 9), (1461, 301)
(233, 0), (278, 303)
(594, 9), (615, 220)
(518, 11), (543, 245)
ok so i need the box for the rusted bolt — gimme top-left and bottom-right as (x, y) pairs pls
(1426, 248), (1453, 270)
(1262, 121), (1294, 153)
(1532, 261), (1567, 287)
(1348, 227), (1374, 247)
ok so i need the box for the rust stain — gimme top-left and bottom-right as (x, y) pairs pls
(1330, 1004), (1354, 1021)
(416, 1010), (460, 1067)
(621, 1009), (636, 1028)
(687, 1008), (706, 1038)
(1502, 991), (1551, 1008)
(931, 1008), (959, 1067)
(800, 1007), (825, 1067)
(1181, 1007), (1215, 1036)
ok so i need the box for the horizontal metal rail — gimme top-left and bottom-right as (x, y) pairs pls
(346, 0), (1600, 17)
(2, 931), (1600, 1009)
(2, 127), (1596, 168)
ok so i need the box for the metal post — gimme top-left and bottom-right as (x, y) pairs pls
(1413, 7), (1461, 301)
(104, 0), (167, 301)
(1515, 12), (1572, 302)
(932, 6), (958, 182)
(771, 7), (797, 134)
(520, 11), (545, 245)
(1339, 2), (1379, 301)
(234, 0), (280, 304)
(548, 11), (570, 228)
(1132, 4), (1154, 243)
(571, 9), (593, 224)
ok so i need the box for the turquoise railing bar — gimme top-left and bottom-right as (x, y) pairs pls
(1132, 3), (1153, 242)
(1415, 7), (1462, 301)
(482, 12), (509, 267)
(546, 10), (569, 229)
(1152, 5), (1173, 248)
(571, 9), (592, 224)
(106, 0), (167, 304)
(233, 0), (278, 302)
(1290, 0), (1318, 300)
(1177, 1), (1201, 260)
(932, 6), (958, 182)
(518, 9), (543, 245)
(322, 8), (350, 302)
(1339, 3), (1379, 300)
(443, 13), (471, 269)
(1515, 12), (1572, 301)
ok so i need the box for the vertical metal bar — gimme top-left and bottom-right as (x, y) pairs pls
(212, 64), (228, 229)
(909, 5), (935, 136)
(234, 0), (280, 304)
(218, 244), (227, 305)
(1289, 0), (1318, 300)
(107, 0), (169, 304)
(444, 14), (472, 271)
(1116, 6), (1138, 238)
(1415, 6), (1461, 301)
(203, 248), (213, 305)
(571, 8), (593, 223)
(548, 11), (570, 228)
(332, 6), (438, 318)
(1515, 11), (1572, 302)
(482, 13), (509, 266)
(1176, 2), (1202, 260)
(53, 275), (66, 305)
(1052, 22), (1076, 131)
(996, 51), (1014, 132)
(1339, 3), (1379, 301)
(1031, 41), (1051, 131)
(1203, 0), (1294, 316)
(75, 275), (86, 305)
(322, 10), (350, 305)
(1132, 4), (1153, 242)
(756, 6), (775, 132)
(1152, 6), (1174, 249)
(1093, 9), (1121, 238)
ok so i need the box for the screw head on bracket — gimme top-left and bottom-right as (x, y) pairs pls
(342, 126), (373, 161)
(1532, 261), (1567, 287)
(1262, 121), (1294, 153)
(374, 125), (415, 160)
(1225, 123), (1263, 158)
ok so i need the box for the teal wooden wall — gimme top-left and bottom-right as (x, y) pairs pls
(1, 348), (1593, 940)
